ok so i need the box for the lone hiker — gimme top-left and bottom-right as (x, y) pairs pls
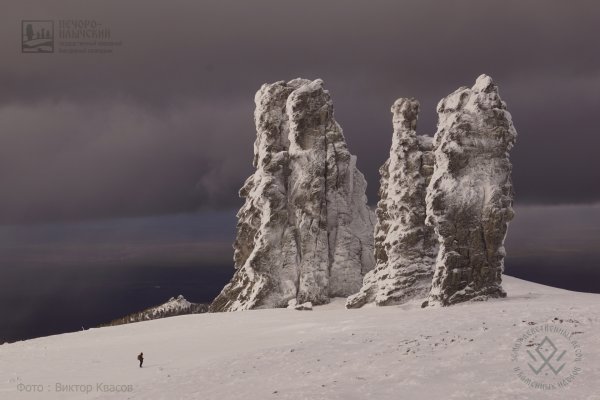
(137, 352), (144, 368)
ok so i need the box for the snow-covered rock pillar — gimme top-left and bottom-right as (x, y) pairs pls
(210, 79), (374, 312)
(347, 98), (437, 308)
(425, 74), (517, 306)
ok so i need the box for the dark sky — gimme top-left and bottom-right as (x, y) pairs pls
(1, 0), (599, 224)
(0, 0), (599, 333)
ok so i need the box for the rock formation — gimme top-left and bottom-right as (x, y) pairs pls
(100, 295), (207, 327)
(210, 78), (375, 312)
(425, 74), (517, 306)
(346, 98), (437, 308)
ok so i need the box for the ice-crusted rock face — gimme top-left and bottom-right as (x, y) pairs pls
(346, 98), (437, 308)
(210, 78), (375, 312)
(425, 74), (517, 306)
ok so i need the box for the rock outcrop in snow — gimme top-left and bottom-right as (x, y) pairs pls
(100, 295), (207, 326)
(347, 98), (437, 308)
(425, 74), (517, 306)
(287, 299), (313, 311)
(210, 78), (375, 312)
(346, 75), (516, 308)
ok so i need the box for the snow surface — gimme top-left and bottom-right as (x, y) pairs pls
(1, 276), (599, 400)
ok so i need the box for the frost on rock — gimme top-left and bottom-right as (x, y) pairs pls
(347, 98), (437, 308)
(210, 78), (375, 312)
(425, 74), (517, 306)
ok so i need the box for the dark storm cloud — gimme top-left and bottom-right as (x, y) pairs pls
(0, 211), (236, 267)
(506, 203), (600, 258)
(0, 99), (254, 223)
(1, 0), (599, 223)
(504, 203), (600, 294)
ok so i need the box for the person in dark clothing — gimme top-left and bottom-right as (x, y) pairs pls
(137, 352), (144, 368)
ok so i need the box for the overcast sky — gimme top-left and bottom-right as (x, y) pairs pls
(1, 0), (599, 225)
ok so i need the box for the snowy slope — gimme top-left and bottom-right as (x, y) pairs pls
(1, 276), (599, 400)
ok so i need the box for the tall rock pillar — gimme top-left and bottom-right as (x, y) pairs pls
(426, 75), (517, 306)
(347, 98), (437, 308)
(211, 79), (374, 312)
